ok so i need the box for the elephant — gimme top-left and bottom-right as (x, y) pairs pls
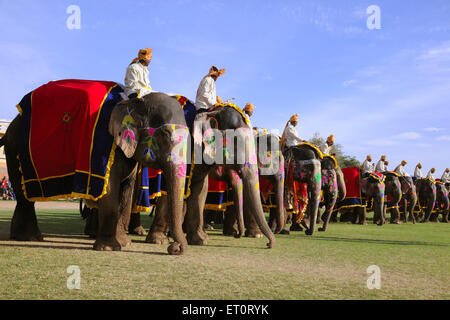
(283, 143), (322, 235)
(334, 169), (386, 226)
(415, 178), (436, 223)
(398, 175), (417, 224)
(2, 91), (190, 254)
(145, 105), (276, 249)
(316, 155), (344, 232)
(356, 173), (386, 225)
(382, 172), (403, 224)
(431, 182), (449, 223)
(222, 133), (285, 237)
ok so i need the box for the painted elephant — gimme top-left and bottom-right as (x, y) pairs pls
(2, 92), (189, 254)
(398, 175), (417, 224)
(383, 172), (403, 224)
(222, 133), (285, 237)
(335, 169), (386, 226)
(283, 144), (322, 235)
(415, 178), (436, 223)
(146, 105), (276, 249)
(431, 181), (449, 222)
(316, 156), (343, 232)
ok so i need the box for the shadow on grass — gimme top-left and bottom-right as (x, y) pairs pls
(310, 235), (449, 247)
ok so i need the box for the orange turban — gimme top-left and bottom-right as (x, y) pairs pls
(208, 66), (226, 77)
(130, 48), (153, 65)
(289, 114), (299, 122)
(243, 102), (255, 113)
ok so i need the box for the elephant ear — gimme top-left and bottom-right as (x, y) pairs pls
(109, 103), (140, 158)
(193, 113), (216, 161)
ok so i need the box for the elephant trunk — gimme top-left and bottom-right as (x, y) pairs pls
(272, 175), (285, 234)
(163, 162), (188, 255)
(305, 161), (322, 235)
(243, 166), (275, 248)
(373, 193), (385, 226)
(336, 167), (347, 202)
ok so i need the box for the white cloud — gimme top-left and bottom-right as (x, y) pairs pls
(342, 79), (357, 87)
(423, 127), (444, 132)
(263, 75), (272, 81)
(394, 132), (421, 140)
(437, 136), (450, 141)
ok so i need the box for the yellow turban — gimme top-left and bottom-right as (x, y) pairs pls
(243, 102), (255, 113)
(208, 66), (226, 77)
(130, 48), (153, 65)
(289, 114), (299, 122)
(327, 135), (335, 143)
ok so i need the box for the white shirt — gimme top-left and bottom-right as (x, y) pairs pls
(361, 160), (374, 173)
(414, 166), (423, 179)
(441, 171), (450, 183)
(375, 160), (387, 173)
(394, 164), (410, 177)
(124, 62), (152, 98)
(426, 170), (435, 181)
(195, 76), (217, 110)
(284, 123), (303, 148)
(319, 142), (332, 155)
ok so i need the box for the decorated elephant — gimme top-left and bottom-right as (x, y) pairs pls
(430, 181), (449, 223)
(415, 178), (436, 223)
(383, 172), (403, 224)
(1, 80), (189, 254)
(222, 133), (285, 237)
(282, 143), (323, 235)
(398, 175), (417, 223)
(316, 155), (344, 232)
(334, 168), (385, 226)
(146, 104), (276, 249)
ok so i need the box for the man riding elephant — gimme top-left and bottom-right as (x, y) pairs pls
(1, 80), (190, 255)
(124, 48), (154, 99)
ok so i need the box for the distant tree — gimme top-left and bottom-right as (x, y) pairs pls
(308, 132), (361, 168)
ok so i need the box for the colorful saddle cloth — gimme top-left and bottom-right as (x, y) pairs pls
(337, 167), (366, 209)
(204, 177), (231, 211)
(16, 79), (123, 201)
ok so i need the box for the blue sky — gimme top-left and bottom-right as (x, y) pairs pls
(1, 0), (449, 176)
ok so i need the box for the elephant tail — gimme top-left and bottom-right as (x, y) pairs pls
(0, 136), (4, 148)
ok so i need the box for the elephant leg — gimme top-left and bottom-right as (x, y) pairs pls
(7, 146), (43, 241)
(389, 208), (401, 224)
(84, 208), (98, 238)
(228, 171), (244, 237)
(10, 199), (43, 241)
(128, 212), (147, 235)
(185, 173), (209, 245)
(319, 195), (337, 232)
(146, 195), (170, 244)
(244, 208), (263, 238)
(94, 162), (135, 251)
(329, 210), (338, 222)
(357, 207), (367, 225)
(223, 206), (239, 236)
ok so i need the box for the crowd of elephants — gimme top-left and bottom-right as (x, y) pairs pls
(2, 92), (448, 256)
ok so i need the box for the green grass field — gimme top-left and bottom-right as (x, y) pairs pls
(0, 207), (448, 300)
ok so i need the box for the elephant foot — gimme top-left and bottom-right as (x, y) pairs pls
(245, 230), (263, 238)
(187, 231), (208, 245)
(358, 221), (368, 225)
(129, 225), (148, 236)
(318, 227), (327, 232)
(204, 224), (214, 231)
(167, 242), (185, 255)
(305, 228), (314, 236)
(289, 223), (303, 232)
(145, 231), (169, 244)
(390, 221), (401, 225)
(93, 237), (122, 251)
(10, 227), (44, 242)
(279, 229), (290, 235)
